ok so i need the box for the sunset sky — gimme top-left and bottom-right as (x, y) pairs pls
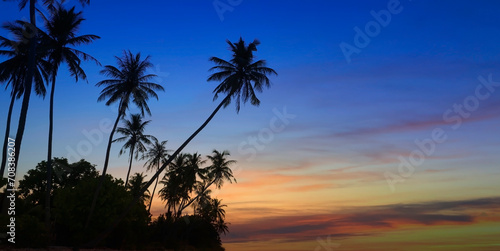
(1, 0), (500, 250)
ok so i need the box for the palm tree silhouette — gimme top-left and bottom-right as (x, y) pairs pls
(87, 38), (276, 246)
(114, 114), (153, 187)
(159, 153), (189, 217)
(141, 136), (171, 213)
(39, 3), (100, 230)
(175, 152), (207, 217)
(206, 150), (237, 189)
(87, 51), (163, 228)
(127, 172), (151, 205)
(0, 21), (50, 179)
(176, 150), (236, 215)
(195, 197), (229, 235)
(11, 0), (90, 187)
(211, 198), (228, 234)
(142, 37), (275, 204)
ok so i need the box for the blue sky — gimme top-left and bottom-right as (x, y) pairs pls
(1, 1), (500, 249)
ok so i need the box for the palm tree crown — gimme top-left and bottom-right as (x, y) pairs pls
(206, 150), (237, 189)
(0, 21), (50, 96)
(127, 172), (150, 205)
(141, 136), (171, 213)
(114, 113), (153, 186)
(96, 50), (164, 116)
(40, 3), (100, 81)
(142, 137), (171, 172)
(208, 37), (277, 113)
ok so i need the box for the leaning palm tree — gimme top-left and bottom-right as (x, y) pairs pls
(39, 3), (99, 230)
(140, 37), (275, 204)
(0, 22), (50, 179)
(141, 137), (171, 213)
(114, 114), (152, 187)
(86, 38), (276, 246)
(86, 50), (164, 228)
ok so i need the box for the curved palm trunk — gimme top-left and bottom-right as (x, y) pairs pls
(85, 108), (122, 229)
(124, 144), (135, 187)
(147, 164), (161, 213)
(0, 93), (16, 179)
(85, 96), (230, 247)
(45, 77), (56, 233)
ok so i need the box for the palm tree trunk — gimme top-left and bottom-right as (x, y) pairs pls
(0, 93), (16, 179)
(84, 96), (230, 247)
(124, 144), (135, 187)
(12, 0), (36, 182)
(45, 77), (56, 235)
(85, 108), (122, 229)
(0, 93), (16, 215)
(147, 164), (160, 213)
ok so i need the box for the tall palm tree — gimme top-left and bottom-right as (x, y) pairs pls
(87, 50), (163, 228)
(114, 114), (152, 187)
(0, 21), (50, 179)
(141, 137), (171, 213)
(39, 3), (99, 230)
(86, 38), (276, 246)
(11, 0), (90, 187)
(139, 37), (275, 209)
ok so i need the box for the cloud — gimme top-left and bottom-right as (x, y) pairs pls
(223, 197), (500, 243)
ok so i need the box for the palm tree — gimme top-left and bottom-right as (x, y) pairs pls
(195, 197), (229, 235)
(159, 153), (189, 217)
(39, 3), (99, 230)
(192, 182), (212, 212)
(206, 150), (237, 189)
(0, 21), (50, 179)
(141, 137), (171, 213)
(176, 150), (236, 214)
(87, 50), (163, 228)
(11, 0), (90, 187)
(86, 38), (276, 246)
(139, 37), (275, 209)
(114, 114), (152, 187)
(175, 152), (207, 217)
(127, 172), (150, 205)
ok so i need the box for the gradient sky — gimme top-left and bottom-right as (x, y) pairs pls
(1, 0), (500, 250)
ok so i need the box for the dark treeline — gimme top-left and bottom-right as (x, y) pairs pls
(0, 0), (276, 249)
(0, 154), (233, 250)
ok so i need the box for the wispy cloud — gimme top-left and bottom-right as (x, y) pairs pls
(224, 197), (500, 243)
